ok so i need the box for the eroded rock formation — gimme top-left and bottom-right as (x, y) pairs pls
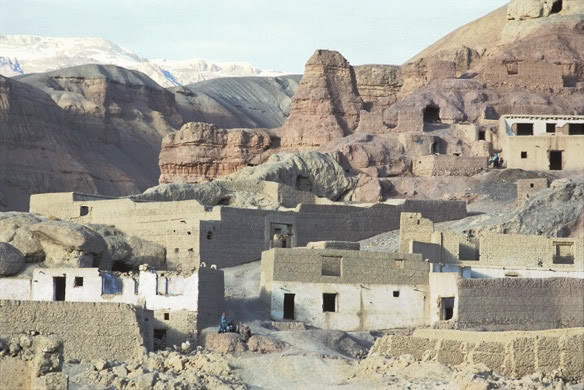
(277, 50), (363, 147)
(160, 122), (273, 184)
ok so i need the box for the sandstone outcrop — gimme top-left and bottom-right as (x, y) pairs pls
(159, 122), (273, 184)
(278, 50), (363, 147)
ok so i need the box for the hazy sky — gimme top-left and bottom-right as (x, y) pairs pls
(3, 0), (509, 73)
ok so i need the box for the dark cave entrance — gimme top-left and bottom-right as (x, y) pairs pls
(551, 0), (562, 14)
(423, 105), (441, 123)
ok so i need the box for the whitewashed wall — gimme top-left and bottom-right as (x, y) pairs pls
(270, 281), (427, 331)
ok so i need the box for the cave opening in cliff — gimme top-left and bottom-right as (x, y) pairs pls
(551, 0), (563, 14)
(423, 105), (441, 123)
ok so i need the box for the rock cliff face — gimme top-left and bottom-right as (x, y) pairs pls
(0, 65), (184, 211)
(159, 122), (273, 184)
(171, 75), (301, 129)
(277, 50), (363, 147)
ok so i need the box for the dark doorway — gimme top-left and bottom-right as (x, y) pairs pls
(53, 277), (66, 301)
(478, 131), (486, 141)
(283, 293), (295, 320)
(322, 293), (337, 312)
(546, 123), (556, 134)
(551, 0), (562, 14)
(549, 151), (563, 170)
(516, 123), (534, 136)
(296, 176), (312, 192)
(423, 105), (441, 123)
(569, 123), (584, 135)
(153, 329), (167, 350)
(441, 297), (455, 320)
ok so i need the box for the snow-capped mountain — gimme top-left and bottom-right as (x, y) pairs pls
(0, 35), (287, 87)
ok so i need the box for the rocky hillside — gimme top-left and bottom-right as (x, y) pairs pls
(171, 75), (301, 129)
(0, 65), (182, 211)
(0, 63), (301, 212)
(160, 0), (584, 191)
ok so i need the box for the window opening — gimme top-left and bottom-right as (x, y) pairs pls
(546, 123), (556, 134)
(516, 123), (534, 136)
(554, 242), (574, 264)
(164, 313), (170, 321)
(321, 256), (342, 277)
(74, 277), (84, 287)
(551, 0), (562, 14)
(393, 290), (400, 298)
(478, 131), (486, 141)
(323, 293), (337, 312)
(79, 206), (89, 217)
(568, 123), (584, 135)
(521, 151), (527, 159)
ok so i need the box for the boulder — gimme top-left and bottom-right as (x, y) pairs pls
(29, 221), (106, 253)
(0, 213), (45, 262)
(0, 242), (25, 276)
(225, 151), (357, 201)
(247, 335), (286, 354)
(89, 225), (166, 271)
(200, 333), (247, 354)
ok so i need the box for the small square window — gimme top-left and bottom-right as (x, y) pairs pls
(546, 123), (556, 133)
(530, 183), (535, 188)
(393, 290), (400, 298)
(478, 131), (486, 141)
(74, 277), (84, 287)
(164, 313), (170, 321)
(521, 152), (527, 159)
(322, 293), (337, 312)
(321, 256), (342, 277)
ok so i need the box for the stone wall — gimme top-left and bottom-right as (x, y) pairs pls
(504, 135), (584, 171)
(30, 192), (467, 270)
(0, 334), (67, 390)
(413, 155), (488, 177)
(456, 278), (584, 331)
(516, 178), (548, 208)
(481, 61), (564, 91)
(479, 232), (583, 270)
(403, 213), (583, 271)
(370, 328), (584, 380)
(262, 248), (428, 286)
(427, 61), (456, 82)
(0, 300), (151, 361)
(197, 267), (225, 328)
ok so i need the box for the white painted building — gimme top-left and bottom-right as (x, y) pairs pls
(260, 245), (431, 331)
